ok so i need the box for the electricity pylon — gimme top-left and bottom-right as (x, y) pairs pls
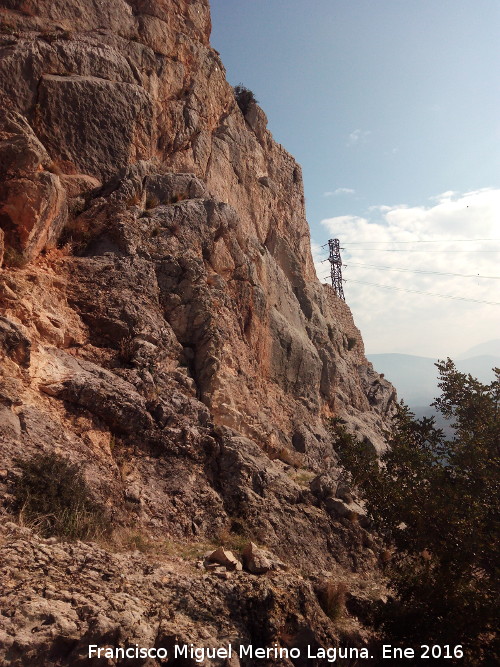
(328, 238), (345, 300)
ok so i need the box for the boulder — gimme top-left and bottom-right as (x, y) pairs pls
(205, 548), (242, 572)
(241, 542), (271, 574)
(310, 473), (338, 500)
(242, 542), (287, 575)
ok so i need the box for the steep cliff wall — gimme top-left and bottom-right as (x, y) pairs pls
(0, 2), (395, 664)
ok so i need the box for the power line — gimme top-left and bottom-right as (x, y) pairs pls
(344, 278), (500, 305)
(347, 249), (499, 253)
(343, 262), (500, 279)
(342, 238), (500, 245)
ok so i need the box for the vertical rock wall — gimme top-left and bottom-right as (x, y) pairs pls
(0, 0), (399, 510)
(0, 0), (395, 459)
(0, 4), (397, 662)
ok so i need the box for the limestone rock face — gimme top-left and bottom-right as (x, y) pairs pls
(0, 0), (395, 661)
(0, 111), (67, 262)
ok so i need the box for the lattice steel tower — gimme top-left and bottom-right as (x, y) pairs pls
(328, 238), (345, 300)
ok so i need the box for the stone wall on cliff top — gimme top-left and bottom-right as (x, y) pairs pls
(0, 2), (396, 662)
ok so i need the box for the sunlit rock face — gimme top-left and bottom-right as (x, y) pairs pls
(0, 0), (395, 661)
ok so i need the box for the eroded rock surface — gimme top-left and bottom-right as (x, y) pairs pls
(0, 520), (390, 667)
(0, 0), (396, 663)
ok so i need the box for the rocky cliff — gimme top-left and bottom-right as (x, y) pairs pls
(0, 1), (396, 664)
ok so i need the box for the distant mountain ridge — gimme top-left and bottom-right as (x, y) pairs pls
(457, 339), (500, 359)
(367, 351), (499, 409)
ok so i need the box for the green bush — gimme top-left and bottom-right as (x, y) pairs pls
(333, 360), (500, 664)
(347, 336), (357, 351)
(13, 453), (109, 541)
(233, 84), (258, 115)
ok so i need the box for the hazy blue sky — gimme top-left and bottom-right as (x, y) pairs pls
(210, 0), (500, 357)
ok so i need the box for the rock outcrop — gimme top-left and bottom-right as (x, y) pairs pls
(0, 1), (396, 664)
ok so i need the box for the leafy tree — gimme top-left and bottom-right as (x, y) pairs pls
(331, 360), (499, 665)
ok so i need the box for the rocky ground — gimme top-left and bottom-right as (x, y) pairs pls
(0, 519), (390, 666)
(1, 1), (396, 664)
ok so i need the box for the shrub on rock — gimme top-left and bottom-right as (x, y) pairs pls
(13, 452), (109, 541)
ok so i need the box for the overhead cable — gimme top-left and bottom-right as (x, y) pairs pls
(343, 262), (500, 279)
(343, 278), (500, 306)
(346, 249), (499, 253)
(341, 238), (500, 244)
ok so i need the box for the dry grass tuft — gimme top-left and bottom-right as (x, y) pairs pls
(3, 246), (27, 268)
(13, 453), (110, 541)
(318, 580), (348, 622)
